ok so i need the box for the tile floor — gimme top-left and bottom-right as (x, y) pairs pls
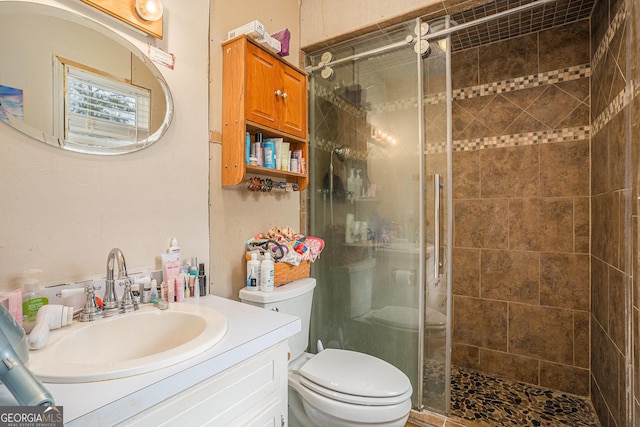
(410, 365), (601, 427)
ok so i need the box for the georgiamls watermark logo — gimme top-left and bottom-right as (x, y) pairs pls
(0, 406), (63, 427)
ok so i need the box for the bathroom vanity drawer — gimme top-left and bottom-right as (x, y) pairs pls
(118, 341), (288, 426)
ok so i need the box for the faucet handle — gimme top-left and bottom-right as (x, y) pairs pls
(119, 278), (139, 313)
(77, 284), (104, 322)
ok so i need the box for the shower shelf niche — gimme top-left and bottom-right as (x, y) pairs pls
(220, 36), (308, 191)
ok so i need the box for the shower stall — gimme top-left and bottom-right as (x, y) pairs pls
(305, 17), (453, 412)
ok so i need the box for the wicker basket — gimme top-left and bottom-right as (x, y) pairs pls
(245, 253), (310, 286)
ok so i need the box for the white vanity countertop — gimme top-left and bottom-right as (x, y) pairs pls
(0, 296), (300, 426)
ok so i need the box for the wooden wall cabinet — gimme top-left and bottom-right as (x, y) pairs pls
(221, 36), (308, 190)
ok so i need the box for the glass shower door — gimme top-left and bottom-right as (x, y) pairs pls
(306, 18), (451, 412)
(420, 19), (451, 414)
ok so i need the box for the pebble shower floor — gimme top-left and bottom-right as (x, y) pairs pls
(432, 365), (602, 426)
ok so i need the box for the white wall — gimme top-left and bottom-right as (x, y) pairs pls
(0, 0), (210, 288)
(300, 0), (439, 48)
(209, 0), (301, 299)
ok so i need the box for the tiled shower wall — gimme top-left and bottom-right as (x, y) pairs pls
(590, 0), (639, 425)
(450, 19), (592, 396)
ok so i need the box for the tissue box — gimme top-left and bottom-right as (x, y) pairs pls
(256, 32), (272, 50)
(268, 37), (282, 54)
(228, 20), (265, 40)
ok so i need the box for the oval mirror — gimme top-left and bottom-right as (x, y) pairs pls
(0, 2), (173, 155)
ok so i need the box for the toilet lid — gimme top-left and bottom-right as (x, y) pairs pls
(298, 349), (411, 401)
(370, 306), (446, 329)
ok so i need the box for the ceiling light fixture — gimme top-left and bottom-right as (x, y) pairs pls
(134, 0), (163, 22)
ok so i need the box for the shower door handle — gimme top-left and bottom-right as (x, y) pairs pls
(433, 174), (442, 281)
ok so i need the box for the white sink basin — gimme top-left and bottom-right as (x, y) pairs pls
(28, 303), (227, 383)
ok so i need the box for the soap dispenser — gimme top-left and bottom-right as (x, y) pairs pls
(21, 269), (47, 334)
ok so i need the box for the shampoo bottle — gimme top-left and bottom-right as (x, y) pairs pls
(246, 252), (260, 291)
(260, 252), (275, 292)
(21, 269), (48, 333)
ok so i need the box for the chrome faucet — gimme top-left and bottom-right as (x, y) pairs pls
(104, 248), (138, 316)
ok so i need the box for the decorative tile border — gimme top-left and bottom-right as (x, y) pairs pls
(591, 1), (627, 70)
(313, 84), (366, 117)
(452, 127), (590, 152)
(592, 87), (628, 136)
(366, 64), (592, 114)
(452, 64), (590, 101)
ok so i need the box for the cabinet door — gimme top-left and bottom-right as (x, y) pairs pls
(246, 43), (279, 129)
(278, 65), (307, 139)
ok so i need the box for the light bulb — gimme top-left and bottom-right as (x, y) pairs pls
(135, 0), (163, 22)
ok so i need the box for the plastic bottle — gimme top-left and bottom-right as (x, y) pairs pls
(260, 252), (275, 292)
(198, 263), (207, 296)
(246, 252), (260, 291)
(347, 168), (356, 199)
(150, 279), (159, 301)
(169, 237), (181, 259)
(21, 269), (48, 333)
(263, 139), (275, 168)
(190, 257), (200, 298)
(245, 132), (251, 164)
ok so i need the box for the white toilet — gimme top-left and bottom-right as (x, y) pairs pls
(240, 278), (412, 427)
(331, 250), (447, 339)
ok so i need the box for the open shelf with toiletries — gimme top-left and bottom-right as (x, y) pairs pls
(221, 35), (308, 190)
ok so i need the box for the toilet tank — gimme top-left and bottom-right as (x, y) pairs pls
(330, 258), (376, 318)
(239, 278), (316, 361)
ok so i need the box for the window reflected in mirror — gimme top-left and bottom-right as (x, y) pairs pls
(0, 2), (173, 155)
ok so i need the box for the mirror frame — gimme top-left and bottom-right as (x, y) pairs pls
(0, 1), (174, 155)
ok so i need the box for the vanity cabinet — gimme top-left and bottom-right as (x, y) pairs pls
(119, 341), (289, 426)
(221, 35), (308, 190)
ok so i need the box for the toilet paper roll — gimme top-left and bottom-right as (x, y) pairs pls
(393, 269), (413, 286)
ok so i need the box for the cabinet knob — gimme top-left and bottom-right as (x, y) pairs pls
(275, 90), (288, 99)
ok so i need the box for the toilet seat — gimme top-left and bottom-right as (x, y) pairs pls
(296, 349), (412, 406)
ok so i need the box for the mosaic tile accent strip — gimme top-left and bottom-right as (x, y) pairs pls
(312, 136), (368, 161)
(591, 1), (627, 70)
(592, 86), (630, 136)
(367, 64), (591, 114)
(449, 365), (601, 427)
(453, 127), (590, 152)
(313, 84), (365, 117)
(453, 64), (590, 101)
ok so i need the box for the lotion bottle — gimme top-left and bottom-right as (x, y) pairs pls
(246, 252), (260, 291)
(260, 252), (275, 292)
(169, 237), (181, 260)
